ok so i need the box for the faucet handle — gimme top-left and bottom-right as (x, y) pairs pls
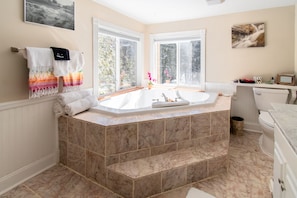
(162, 93), (169, 102)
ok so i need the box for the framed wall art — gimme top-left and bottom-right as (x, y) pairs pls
(276, 73), (295, 86)
(24, 0), (75, 30)
(232, 23), (265, 48)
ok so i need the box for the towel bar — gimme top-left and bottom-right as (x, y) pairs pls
(11, 47), (23, 53)
(11, 47), (84, 54)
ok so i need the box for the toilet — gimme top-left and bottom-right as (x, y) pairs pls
(253, 87), (289, 157)
(186, 187), (216, 198)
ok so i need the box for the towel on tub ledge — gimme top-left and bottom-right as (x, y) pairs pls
(64, 95), (98, 116)
(53, 101), (65, 117)
(57, 90), (91, 106)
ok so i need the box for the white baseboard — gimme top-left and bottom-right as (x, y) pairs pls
(0, 152), (57, 195)
(244, 121), (262, 133)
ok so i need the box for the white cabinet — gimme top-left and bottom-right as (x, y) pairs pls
(274, 142), (286, 198)
(274, 124), (297, 198)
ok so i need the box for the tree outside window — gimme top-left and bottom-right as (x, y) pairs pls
(97, 34), (138, 95)
(157, 40), (201, 86)
(151, 30), (205, 89)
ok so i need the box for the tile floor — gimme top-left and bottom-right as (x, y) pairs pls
(1, 132), (273, 198)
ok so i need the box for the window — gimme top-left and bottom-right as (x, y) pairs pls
(150, 30), (205, 89)
(93, 18), (143, 96)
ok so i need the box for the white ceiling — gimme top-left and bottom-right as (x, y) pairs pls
(93, 0), (297, 24)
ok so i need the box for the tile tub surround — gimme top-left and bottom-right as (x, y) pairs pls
(58, 96), (231, 197)
(107, 141), (228, 198)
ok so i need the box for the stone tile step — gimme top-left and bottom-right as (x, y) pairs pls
(106, 140), (229, 198)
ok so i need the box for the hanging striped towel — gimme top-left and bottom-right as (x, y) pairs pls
(61, 51), (84, 92)
(62, 71), (83, 92)
(26, 47), (58, 98)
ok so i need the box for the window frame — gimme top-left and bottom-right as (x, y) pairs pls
(93, 18), (144, 96)
(150, 30), (206, 90)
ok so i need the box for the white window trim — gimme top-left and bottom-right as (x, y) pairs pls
(150, 30), (206, 90)
(92, 17), (144, 96)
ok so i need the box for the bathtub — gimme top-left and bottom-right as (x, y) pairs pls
(90, 88), (218, 116)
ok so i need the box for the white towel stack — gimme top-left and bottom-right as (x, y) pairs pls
(65, 95), (98, 116)
(53, 90), (98, 117)
(53, 102), (65, 117)
(57, 90), (91, 105)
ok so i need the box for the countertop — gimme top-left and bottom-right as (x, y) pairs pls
(270, 103), (297, 154)
(234, 82), (297, 90)
(233, 83), (297, 104)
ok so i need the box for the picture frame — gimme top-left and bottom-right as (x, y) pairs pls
(276, 73), (295, 86)
(24, 0), (75, 30)
(232, 23), (265, 48)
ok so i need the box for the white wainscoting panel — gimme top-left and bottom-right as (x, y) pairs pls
(0, 96), (58, 194)
(231, 85), (261, 132)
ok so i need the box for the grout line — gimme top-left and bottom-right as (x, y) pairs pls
(22, 184), (42, 198)
(59, 163), (124, 197)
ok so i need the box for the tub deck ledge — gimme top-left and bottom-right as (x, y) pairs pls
(74, 95), (231, 126)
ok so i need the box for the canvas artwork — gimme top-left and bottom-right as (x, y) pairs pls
(25, 0), (75, 30)
(232, 23), (265, 48)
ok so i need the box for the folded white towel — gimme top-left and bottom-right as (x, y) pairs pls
(57, 90), (91, 106)
(26, 47), (53, 70)
(53, 50), (84, 76)
(53, 102), (65, 117)
(65, 95), (98, 116)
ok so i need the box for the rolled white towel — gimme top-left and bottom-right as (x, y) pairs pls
(65, 95), (98, 116)
(53, 101), (65, 117)
(57, 90), (91, 106)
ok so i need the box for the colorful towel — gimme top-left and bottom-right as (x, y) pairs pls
(25, 47), (84, 97)
(28, 70), (58, 98)
(53, 50), (84, 77)
(26, 47), (58, 98)
(54, 50), (84, 91)
(62, 71), (83, 92)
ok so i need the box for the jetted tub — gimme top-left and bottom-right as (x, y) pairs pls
(90, 88), (218, 116)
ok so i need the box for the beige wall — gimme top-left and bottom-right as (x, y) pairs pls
(0, 2), (295, 102)
(295, 5), (297, 75)
(0, 0), (145, 102)
(146, 6), (295, 84)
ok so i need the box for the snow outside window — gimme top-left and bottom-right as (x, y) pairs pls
(93, 18), (143, 96)
(150, 30), (205, 90)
